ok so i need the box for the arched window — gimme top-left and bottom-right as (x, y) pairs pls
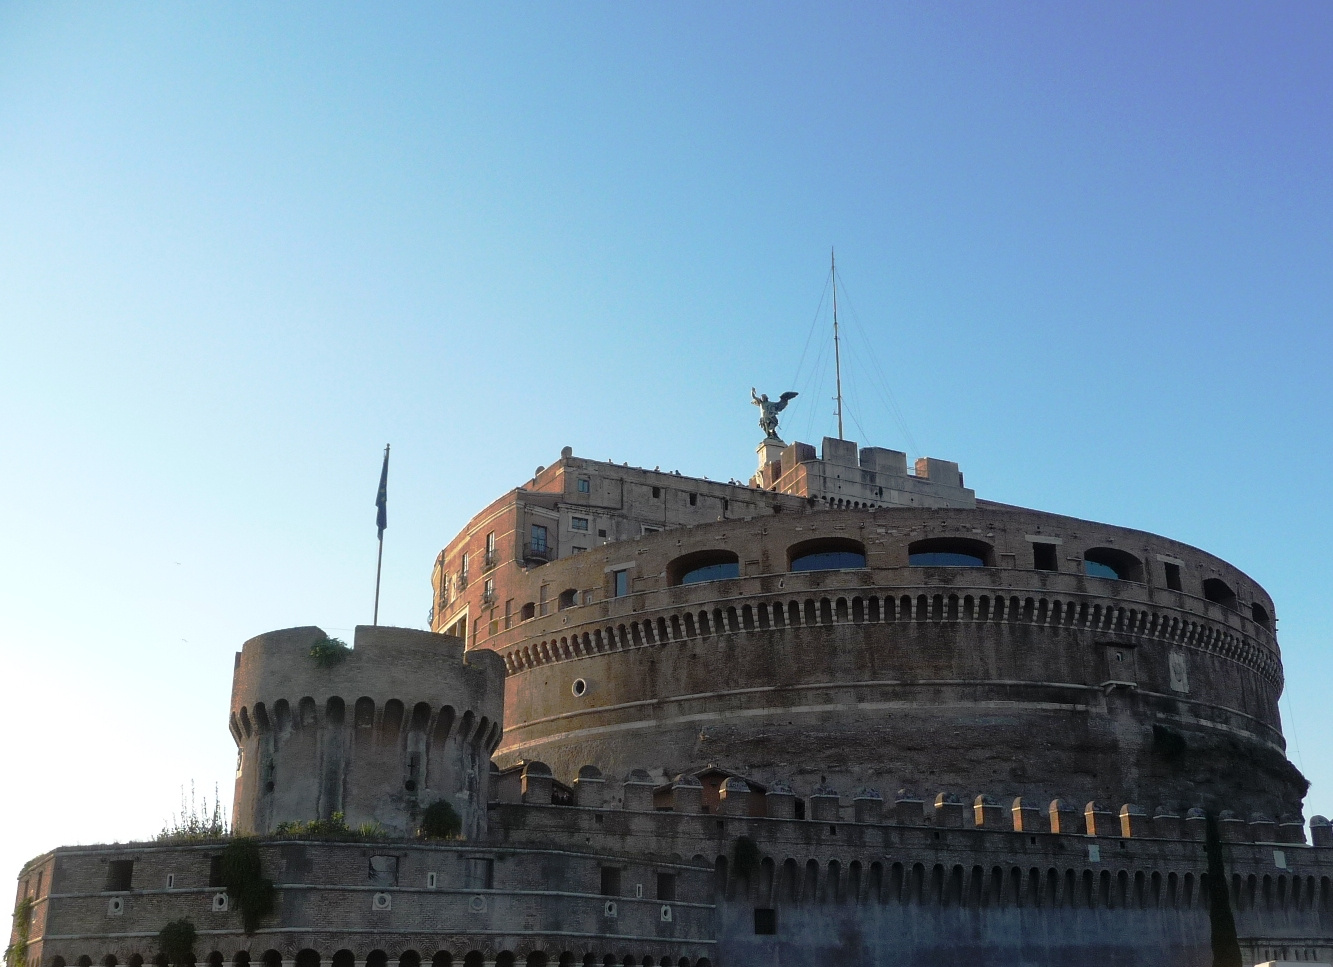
(907, 538), (992, 567)
(1083, 547), (1144, 582)
(520, 602), (536, 621)
(294, 951), (319, 967)
(557, 589), (578, 610)
(668, 550), (740, 586)
(788, 538), (866, 572)
(332, 953), (354, 967)
(1251, 602), (1271, 628)
(1204, 578), (1238, 610)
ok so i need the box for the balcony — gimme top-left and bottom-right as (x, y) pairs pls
(456, 572), (468, 591)
(481, 588), (496, 606)
(524, 541), (554, 564)
(483, 549), (499, 571)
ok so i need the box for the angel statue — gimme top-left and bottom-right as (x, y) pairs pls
(751, 388), (799, 442)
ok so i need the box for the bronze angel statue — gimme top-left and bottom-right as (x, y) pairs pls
(751, 388), (799, 442)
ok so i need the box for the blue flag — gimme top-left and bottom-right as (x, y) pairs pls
(375, 445), (389, 538)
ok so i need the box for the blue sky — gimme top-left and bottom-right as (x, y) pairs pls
(1, 3), (1330, 883)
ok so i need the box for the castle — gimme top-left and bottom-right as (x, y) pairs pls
(10, 426), (1333, 967)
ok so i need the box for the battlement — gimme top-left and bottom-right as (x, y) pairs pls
(229, 625), (505, 840)
(752, 436), (976, 509)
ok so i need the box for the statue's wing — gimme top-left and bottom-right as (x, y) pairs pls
(775, 391), (799, 411)
(779, 391), (799, 402)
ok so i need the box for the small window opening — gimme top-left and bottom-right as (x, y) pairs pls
(656, 872), (677, 901)
(557, 588), (578, 610)
(668, 550), (741, 586)
(1251, 602), (1271, 628)
(652, 487), (661, 499)
(208, 856), (224, 888)
(520, 602), (536, 621)
(1163, 561), (1182, 591)
(597, 528), (607, 538)
(793, 799), (806, 820)
(1032, 542), (1058, 572)
(788, 537), (867, 572)
(571, 517), (589, 532)
(754, 908), (777, 934)
(577, 478), (590, 494)
(612, 570), (629, 598)
(908, 538), (993, 567)
(106, 860), (134, 892)
(1203, 578), (1238, 610)
(1083, 547), (1144, 582)
(689, 493), (697, 506)
(600, 867), (622, 897)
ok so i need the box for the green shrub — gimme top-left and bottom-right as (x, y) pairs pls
(219, 839), (274, 935)
(157, 919), (196, 967)
(419, 800), (462, 840)
(4, 897), (32, 967)
(274, 812), (351, 838)
(157, 782), (229, 843)
(309, 636), (351, 667)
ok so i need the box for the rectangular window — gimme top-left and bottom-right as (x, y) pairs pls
(652, 486), (661, 499)
(106, 860), (134, 892)
(597, 528), (607, 538)
(572, 546), (587, 554)
(369, 855), (399, 887)
(571, 517), (589, 531)
(208, 856), (224, 888)
(582, 590), (593, 605)
(642, 526), (660, 535)
(530, 524), (548, 552)
(504, 599), (513, 630)
(689, 493), (697, 506)
(577, 477), (590, 494)
(483, 577), (494, 603)
(465, 857), (494, 890)
(1164, 562), (1182, 591)
(656, 871), (677, 901)
(613, 570), (629, 597)
(1033, 542), (1059, 572)
(754, 908), (777, 935)
(460, 552), (469, 577)
(485, 532), (495, 552)
(600, 866), (622, 896)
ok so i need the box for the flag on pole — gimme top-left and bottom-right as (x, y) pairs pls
(375, 445), (390, 538)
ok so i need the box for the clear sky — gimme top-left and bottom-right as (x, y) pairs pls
(2, 3), (1330, 886)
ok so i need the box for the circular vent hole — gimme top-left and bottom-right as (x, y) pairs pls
(571, 678), (588, 697)
(404, 780), (417, 792)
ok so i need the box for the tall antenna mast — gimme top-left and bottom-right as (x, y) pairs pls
(832, 247), (845, 440)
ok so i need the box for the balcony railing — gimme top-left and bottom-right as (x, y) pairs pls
(525, 541), (554, 564)
(481, 588), (496, 606)
(456, 572), (468, 591)
(483, 549), (498, 571)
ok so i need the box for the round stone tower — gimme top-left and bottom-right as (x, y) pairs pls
(229, 624), (505, 839)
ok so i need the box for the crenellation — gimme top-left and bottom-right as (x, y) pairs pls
(716, 778), (750, 817)
(973, 794), (1003, 829)
(853, 788), (884, 825)
(933, 793), (967, 829)
(1084, 801), (1116, 837)
(1011, 797), (1042, 833)
(671, 774), (704, 814)
(809, 784), (840, 823)
(622, 770), (655, 812)
(1119, 803), (1149, 838)
(1049, 799), (1080, 835)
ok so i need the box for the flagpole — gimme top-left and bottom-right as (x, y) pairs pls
(373, 532), (384, 626)
(373, 443), (390, 626)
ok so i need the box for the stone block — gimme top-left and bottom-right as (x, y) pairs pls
(1084, 802), (1115, 837)
(622, 769), (656, 812)
(894, 791), (925, 826)
(765, 779), (796, 820)
(1278, 816), (1308, 845)
(1218, 810), (1248, 843)
(671, 774), (703, 814)
(1310, 816), (1332, 847)
(934, 793), (966, 828)
(853, 788), (883, 824)
(520, 761), (553, 805)
(1151, 807), (1183, 839)
(572, 765), (605, 809)
(810, 783), (840, 822)
(1011, 797), (1042, 833)
(1248, 813), (1277, 843)
(1184, 807), (1207, 841)
(1048, 799), (1080, 835)
(1119, 804), (1147, 838)
(974, 795), (1003, 829)
(717, 777), (751, 816)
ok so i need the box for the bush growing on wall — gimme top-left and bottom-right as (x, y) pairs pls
(419, 800), (462, 840)
(219, 840), (274, 935)
(156, 919), (196, 967)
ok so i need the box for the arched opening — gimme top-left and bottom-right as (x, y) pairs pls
(332, 953), (354, 967)
(105, 957), (119, 967)
(1204, 578), (1238, 610)
(463, 955), (485, 967)
(366, 953), (388, 967)
(325, 696), (345, 725)
(1083, 547), (1144, 582)
(261, 953), (281, 967)
(398, 953), (421, 967)
(205, 956), (221, 967)
(788, 537), (866, 572)
(668, 550), (740, 586)
(495, 955), (515, 967)
(557, 589), (578, 610)
(295, 951), (319, 967)
(429, 953), (451, 967)
(525, 954), (548, 967)
(520, 602), (536, 621)
(907, 538), (993, 567)
(355, 697), (376, 728)
(1251, 602), (1271, 628)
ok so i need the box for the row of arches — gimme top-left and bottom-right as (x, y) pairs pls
(503, 589), (1281, 691)
(231, 698), (502, 756)
(53, 952), (711, 967)
(709, 853), (1333, 914)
